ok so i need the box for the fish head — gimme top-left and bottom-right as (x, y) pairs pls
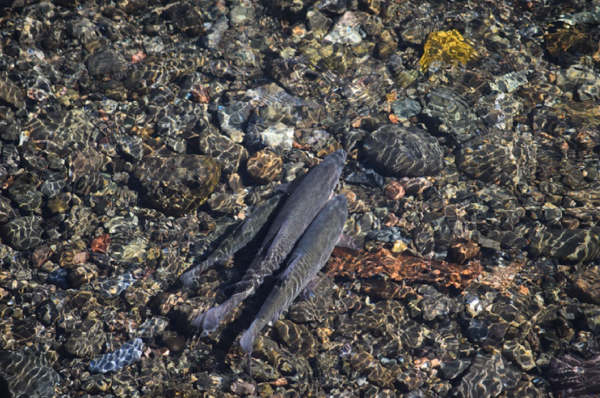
(329, 194), (348, 215)
(328, 149), (347, 165)
(313, 149), (346, 190)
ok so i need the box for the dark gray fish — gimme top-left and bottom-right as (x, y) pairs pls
(180, 192), (284, 289)
(239, 194), (348, 354)
(193, 149), (346, 333)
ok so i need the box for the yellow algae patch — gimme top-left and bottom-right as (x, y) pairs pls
(419, 29), (477, 72)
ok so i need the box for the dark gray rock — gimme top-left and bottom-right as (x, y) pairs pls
(362, 125), (444, 177)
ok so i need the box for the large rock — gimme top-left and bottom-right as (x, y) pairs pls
(134, 154), (220, 216)
(362, 125), (444, 177)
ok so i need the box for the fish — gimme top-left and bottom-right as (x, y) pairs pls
(239, 194), (348, 355)
(180, 192), (284, 289)
(192, 149), (346, 333)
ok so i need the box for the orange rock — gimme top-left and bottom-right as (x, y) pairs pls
(91, 233), (111, 253)
(246, 150), (283, 184)
(384, 180), (405, 200)
(328, 248), (482, 290)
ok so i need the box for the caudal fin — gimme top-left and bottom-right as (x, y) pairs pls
(191, 290), (251, 334)
(180, 259), (214, 289)
(239, 322), (258, 355)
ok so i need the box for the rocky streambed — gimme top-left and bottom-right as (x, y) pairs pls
(0, 0), (600, 397)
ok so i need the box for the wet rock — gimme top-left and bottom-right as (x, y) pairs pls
(391, 97), (421, 119)
(572, 265), (600, 304)
(547, 354), (600, 397)
(557, 64), (600, 101)
(529, 227), (600, 263)
(454, 353), (515, 397)
(89, 338), (144, 374)
(64, 319), (106, 358)
(0, 195), (17, 224)
(246, 149), (283, 184)
(135, 316), (169, 339)
(582, 305), (600, 334)
(417, 285), (460, 321)
(68, 17), (102, 52)
(35, 299), (58, 327)
(255, 122), (295, 150)
(162, 1), (205, 36)
(0, 215), (43, 251)
(7, 173), (43, 213)
(384, 180), (405, 200)
(324, 11), (363, 45)
(489, 71), (529, 94)
(362, 125), (444, 177)
(0, 349), (60, 398)
(96, 271), (136, 297)
(86, 49), (126, 79)
(196, 128), (247, 175)
(217, 101), (251, 143)
(456, 129), (537, 188)
(47, 268), (69, 289)
(230, 1), (255, 25)
(440, 359), (471, 380)
(117, 135), (144, 161)
(39, 175), (66, 198)
(422, 87), (481, 144)
(68, 262), (99, 288)
(503, 340), (536, 371)
(419, 30), (477, 72)
(307, 9), (332, 38)
(0, 79), (25, 109)
(134, 154), (220, 216)
(274, 320), (318, 357)
(344, 167), (385, 188)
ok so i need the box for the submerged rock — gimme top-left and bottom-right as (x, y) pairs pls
(0, 349), (60, 398)
(134, 154), (220, 216)
(362, 125), (444, 177)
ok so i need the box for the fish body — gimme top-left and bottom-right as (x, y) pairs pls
(193, 149), (346, 333)
(180, 192), (284, 289)
(239, 194), (348, 354)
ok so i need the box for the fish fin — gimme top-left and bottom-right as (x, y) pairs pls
(300, 287), (315, 299)
(195, 290), (251, 334)
(190, 312), (206, 330)
(270, 309), (285, 325)
(239, 322), (257, 355)
(253, 223), (280, 260)
(278, 251), (303, 281)
(180, 260), (211, 289)
(336, 233), (363, 251)
(300, 273), (325, 299)
(275, 170), (308, 195)
(273, 182), (291, 195)
(245, 352), (253, 379)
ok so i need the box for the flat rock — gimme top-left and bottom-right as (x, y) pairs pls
(134, 154), (220, 216)
(362, 124), (444, 177)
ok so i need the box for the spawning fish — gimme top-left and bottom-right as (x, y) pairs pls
(239, 194), (348, 355)
(180, 192), (284, 289)
(193, 149), (346, 333)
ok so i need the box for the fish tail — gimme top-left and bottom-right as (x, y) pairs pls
(180, 268), (200, 289)
(239, 321), (258, 355)
(192, 289), (253, 334)
(180, 259), (212, 289)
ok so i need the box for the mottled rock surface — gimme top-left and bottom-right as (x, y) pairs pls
(362, 125), (444, 177)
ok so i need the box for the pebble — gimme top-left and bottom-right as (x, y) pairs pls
(0, 215), (43, 251)
(89, 338), (144, 374)
(246, 149), (283, 184)
(0, 349), (60, 398)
